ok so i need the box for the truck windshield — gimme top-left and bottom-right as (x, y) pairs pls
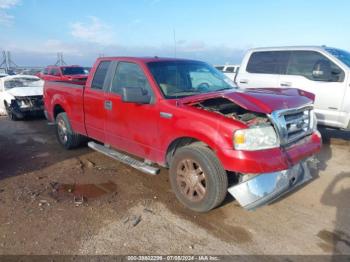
(4, 78), (42, 89)
(326, 48), (350, 68)
(61, 67), (86, 75)
(147, 61), (236, 99)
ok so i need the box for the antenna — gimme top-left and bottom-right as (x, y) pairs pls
(54, 52), (67, 66)
(173, 28), (177, 58)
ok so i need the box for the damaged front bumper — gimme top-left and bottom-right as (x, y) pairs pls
(228, 158), (316, 210)
(9, 96), (44, 117)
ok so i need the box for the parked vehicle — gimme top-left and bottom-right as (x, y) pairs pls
(0, 75), (44, 120)
(38, 65), (88, 84)
(44, 57), (321, 212)
(236, 46), (350, 130)
(214, 64), (240, 81)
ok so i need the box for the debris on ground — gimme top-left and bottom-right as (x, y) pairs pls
(74, 196), (86, 207)
(131, 215), (142, 227)
(86, 159), (95, 169)
(38, 199), (50, 207)
(143, 208), (154, 214)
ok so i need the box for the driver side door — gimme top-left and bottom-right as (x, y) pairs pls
(105, 61), (160, 160)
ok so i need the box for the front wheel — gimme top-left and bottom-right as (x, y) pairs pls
(56, 112), (85, 149)
(4, 102), (20, 121)
(169, 145), (228, 212)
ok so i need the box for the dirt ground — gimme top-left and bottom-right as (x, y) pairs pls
(0, 115), (349, 255)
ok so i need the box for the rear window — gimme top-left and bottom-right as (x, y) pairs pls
(91, 61), (111, 90)
(61, 67), (86, 75)
(247, 51), (290, 74)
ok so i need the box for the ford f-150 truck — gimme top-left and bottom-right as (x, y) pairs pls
(38, 65), (88, 85)
(44, 57), (322, 212)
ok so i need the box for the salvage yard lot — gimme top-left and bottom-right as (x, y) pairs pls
(0, 116), (349, 255)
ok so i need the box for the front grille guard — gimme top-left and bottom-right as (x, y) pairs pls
(268, 104), (315, 146)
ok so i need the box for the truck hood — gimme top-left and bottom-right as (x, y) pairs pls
(180, 88), (314, 114)
(7, 86), (43, 97)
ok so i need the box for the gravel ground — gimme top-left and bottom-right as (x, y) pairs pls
(0, 116), (349, 255)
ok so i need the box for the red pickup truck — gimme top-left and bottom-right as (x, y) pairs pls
(44, 57), (321, 212)
(38, 65), (88, 84)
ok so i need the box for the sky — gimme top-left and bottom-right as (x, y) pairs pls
(0, 0), (350, 66)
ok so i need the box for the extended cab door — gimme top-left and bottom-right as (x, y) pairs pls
(104, 61), (159, 160)
(84, 60), (112, 142)
(279, 50), (347, 128)
(236, 51), (288, 88)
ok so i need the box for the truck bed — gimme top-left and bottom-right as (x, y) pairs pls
(44, 81), (86, 135)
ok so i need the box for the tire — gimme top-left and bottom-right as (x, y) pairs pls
(4, 102), (20, 121)
(169, 145), (228, 212)
(55, 112), (84, 149)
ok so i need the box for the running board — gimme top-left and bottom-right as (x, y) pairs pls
(88, 141), (160, 175)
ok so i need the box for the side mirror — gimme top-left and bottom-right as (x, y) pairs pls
(121, 87), (151, 104)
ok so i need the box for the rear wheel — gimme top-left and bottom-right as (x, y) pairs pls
(56, 112), (85, 149)
(169, 145), (228, 212)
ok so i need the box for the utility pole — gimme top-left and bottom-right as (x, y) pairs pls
(0, 51), (18, 73)
(54, 52), (67, 66)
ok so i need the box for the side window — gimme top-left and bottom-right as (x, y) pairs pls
(287, 51), (344, 82)
(43, 68), (48, 75)
(215, 66), (224, 71)
(225, 67), (235, 73)
(111, 62), (152, 95)
(91, 61), (111, 89)
(49, 68), (59, 76)
(247, 51), (289, 74)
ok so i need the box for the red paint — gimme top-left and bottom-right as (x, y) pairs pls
(44, 57), (321, 174)
(38, 65), (88, 85)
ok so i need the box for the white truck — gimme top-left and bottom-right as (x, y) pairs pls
(214, 64), (240, 81)
(236, 46), (350, 130)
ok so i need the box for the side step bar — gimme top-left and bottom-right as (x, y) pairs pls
(88, 142), (160, 175)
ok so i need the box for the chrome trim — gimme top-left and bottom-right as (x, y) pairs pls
(160, 112), (173, 119)
(228, 159), (313, 210)
(269, 105), (314, 146)
(88, 142), (160, 175)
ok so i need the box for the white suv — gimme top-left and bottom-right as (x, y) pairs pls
(236, 46), (350, 130)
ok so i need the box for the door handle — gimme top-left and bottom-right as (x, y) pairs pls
(239, 79), (248, 84)
(280, 82), (292, 87)
(104, 100), (112, 110)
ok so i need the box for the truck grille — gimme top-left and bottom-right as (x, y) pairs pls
(270, 105), (314, 145)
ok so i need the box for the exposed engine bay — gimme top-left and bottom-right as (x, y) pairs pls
(192, 97), (270, 126)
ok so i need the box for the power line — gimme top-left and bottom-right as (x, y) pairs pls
(0, 51), (18, 72)
(54, 52), (67, 66)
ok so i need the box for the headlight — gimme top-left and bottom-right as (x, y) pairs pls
(16, 98), (31, 108)
(234, 125), (279, 151)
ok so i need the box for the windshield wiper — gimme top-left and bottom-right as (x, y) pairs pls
(214, 87), (234, 92)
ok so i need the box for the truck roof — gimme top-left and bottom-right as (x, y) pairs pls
(247, 45), (336, 52)
(46, 65), (84, 68)
(96, 57), (201, 63)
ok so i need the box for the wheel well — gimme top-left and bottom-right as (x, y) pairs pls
(165, 137), (209, 167)
(53, 104), (65, 119)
